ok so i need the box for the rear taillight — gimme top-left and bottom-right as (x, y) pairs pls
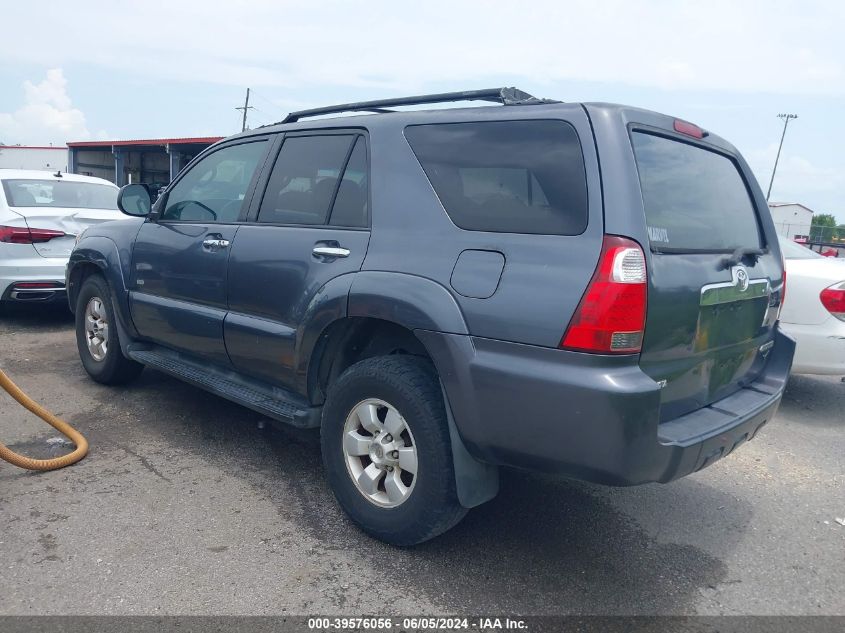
(560, 235), (648, 354)
(29, 228), (66, 243)
(0, 225), (66, 244)
(777, 265), (787, 320)
(820, 282), (845, 321)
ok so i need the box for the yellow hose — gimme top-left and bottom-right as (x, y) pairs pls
(0, 367), (88, 471)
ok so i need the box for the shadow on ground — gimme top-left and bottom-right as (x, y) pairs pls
(0, 303), (73, 331)
(780, 374), (845, 429)
(72, 367), (747, 615)
(0, 311), (769, 615)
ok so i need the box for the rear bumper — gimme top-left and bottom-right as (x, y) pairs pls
(417, 328), (795, 486)
(779, 318), (845, 375)
(0, 255), (69, 303)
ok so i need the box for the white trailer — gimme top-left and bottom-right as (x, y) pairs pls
(0, 145), (68, 172)
(768, 202), (814, 239)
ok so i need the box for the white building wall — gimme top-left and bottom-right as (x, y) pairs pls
(0, 147), (68, 171)
(768, 204), (814, 239)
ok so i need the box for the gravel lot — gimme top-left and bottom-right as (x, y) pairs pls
(1, 305), (843, 616)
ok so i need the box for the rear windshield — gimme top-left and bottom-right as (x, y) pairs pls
(631, 132), (762, 252)
(2, 179), (118, 210)
(405, 120), (588, 235)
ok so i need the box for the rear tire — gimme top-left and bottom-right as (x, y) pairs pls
(75, 274), (143, 385)
(321, 355), (467, 546)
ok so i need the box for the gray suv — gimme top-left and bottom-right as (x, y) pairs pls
(67, 88), (795, 545)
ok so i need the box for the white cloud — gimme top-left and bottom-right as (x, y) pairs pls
(0, 69), (91, 145)
(0, 1), (842, 96)
(0, 4), (841, 219)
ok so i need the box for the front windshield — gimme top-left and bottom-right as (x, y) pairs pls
(2, 179), (118, 210)
(778, 236), (824, 260)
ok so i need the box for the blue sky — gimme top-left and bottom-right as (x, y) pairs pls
(1, 0), (842, 222)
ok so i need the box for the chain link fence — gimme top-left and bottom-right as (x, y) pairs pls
(774, 222), (844, 257)
(774, 222), (843, 243)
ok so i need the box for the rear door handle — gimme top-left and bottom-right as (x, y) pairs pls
(313, 245), (350, 259)
(202, 237), (230, 251)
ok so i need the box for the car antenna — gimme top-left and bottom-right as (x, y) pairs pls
(54, 170), (63, 178)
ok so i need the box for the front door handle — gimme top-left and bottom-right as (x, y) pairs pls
(313, 245), (350, 259)
(202, 237), (230, 251)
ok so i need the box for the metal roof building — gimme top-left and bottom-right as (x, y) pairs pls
(67, 137), (223, 187)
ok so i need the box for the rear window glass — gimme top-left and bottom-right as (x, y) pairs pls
(778, 236), (824, 260)
(2, 179), (118, 210)
(405, 120), (588, 235)
(631, 132), (762, 252)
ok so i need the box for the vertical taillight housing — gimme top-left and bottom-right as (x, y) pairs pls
(560, 235), (648, 354)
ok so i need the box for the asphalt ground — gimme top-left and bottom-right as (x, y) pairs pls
(1, 304), (843, 616)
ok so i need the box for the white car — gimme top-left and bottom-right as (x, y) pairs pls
(0, 169), (124, 308)
(778, 236), (845, 375)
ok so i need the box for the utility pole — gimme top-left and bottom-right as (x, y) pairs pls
(766, 113), (798, 201)
(236, 88), (255, 132)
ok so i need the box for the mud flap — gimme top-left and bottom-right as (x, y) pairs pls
(441, 384), (499, 508)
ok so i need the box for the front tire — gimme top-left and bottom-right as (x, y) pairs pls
(321, 355), (467, 546)
(75, 274), (143, 385)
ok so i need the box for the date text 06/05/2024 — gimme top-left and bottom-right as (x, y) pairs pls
(307, 616), (528, 630)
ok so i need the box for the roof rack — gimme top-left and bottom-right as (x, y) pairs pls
(279, 87), (558, 123)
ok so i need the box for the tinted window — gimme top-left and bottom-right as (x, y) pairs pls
(2, 180), (117, 210)
(328, 137), (368, 227)
(404, 120), (587, 235)
(162, 141), (267, 222)
(257, 135), (355, 225)
(631, 132), (762, 252)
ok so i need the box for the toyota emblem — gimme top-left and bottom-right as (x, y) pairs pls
(735, 267), (749, 292)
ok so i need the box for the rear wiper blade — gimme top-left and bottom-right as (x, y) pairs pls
(720, 247), (766, 269)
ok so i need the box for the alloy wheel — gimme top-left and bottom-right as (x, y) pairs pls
(84, 296), (109, 362)
(342, 398), (418, 508)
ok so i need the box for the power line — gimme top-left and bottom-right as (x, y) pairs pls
(250, 106), (272, 120)
(248, 89), (287, 118)
(247, 110), (272, 128)
(235, 88), (255, 133)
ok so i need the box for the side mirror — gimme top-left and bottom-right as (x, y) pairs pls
(117, 184), (152, 217)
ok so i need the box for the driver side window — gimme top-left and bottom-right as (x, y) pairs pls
(161, 140), (267, 222)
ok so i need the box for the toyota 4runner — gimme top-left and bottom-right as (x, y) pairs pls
(68, 88), (795, 545)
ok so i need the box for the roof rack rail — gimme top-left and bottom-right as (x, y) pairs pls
(279, 87), (558, 123)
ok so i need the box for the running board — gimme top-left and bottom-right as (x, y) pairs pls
(127, 346), (321, 429)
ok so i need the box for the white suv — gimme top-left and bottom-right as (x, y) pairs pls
(0, 169), (123, 307)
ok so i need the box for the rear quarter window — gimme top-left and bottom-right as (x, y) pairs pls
(404, 120), (588, 235)
(631, 132), (763, 252)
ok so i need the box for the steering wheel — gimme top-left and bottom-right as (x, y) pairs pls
(189, 200), (218, 220)
(166, 200), (218, 221)
(219, 200), (243, 219)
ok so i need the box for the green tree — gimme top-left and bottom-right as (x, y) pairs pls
(810, 213), (838, 242)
